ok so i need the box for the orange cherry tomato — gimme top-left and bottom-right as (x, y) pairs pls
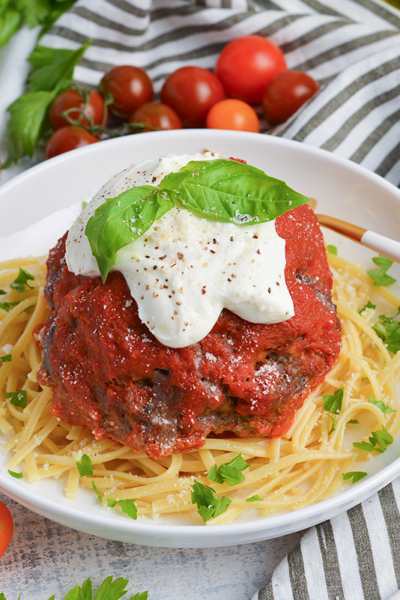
(130, 102), (182, 132)
(206, 99), (260, 133)
(0, 500), (13, 558)
(45, 126), (99, 160)
(215, 35), (287, 104)
(262, 70), (320, 125)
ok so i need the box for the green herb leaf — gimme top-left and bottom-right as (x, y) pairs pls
(368, 395), (396, 414)
(85, 186), (174, 282)
(0, 289), (6, 295)
(353, 425), (394, 454)
(10, 268), (35, 293)
(119, 499), (138, 520)
(28, 40), (92, 92)
(91, 480), (102, 503)
(208, 454), (250, 486)
(8, 469), (23, 478)
(0, 301), (21, 312)
(130, 593), (148, 600)
(76, 453), (93, 477)
(359, 300), (376, 314)
(373, 308), (400, 354)
(64, 585), (82, 600)
(94, 576), (129, 600)
(327, 245), (337, 255)
(368, 254), (396, 287)
(161, 159), (309, 225)
(342, 471), (368, 483)
(372, 255), (394, 271)
(0, 354), (11, 362)
(0, 593), (6, 600)
(0, 7), (22, 48)
(328, 414), (336, 435)
(246, 494), (263, 502)
(191, 479), (232, 522)
(323, 387), (344, 414)
(348, 419), (359, 425)
(6, 391), (27, 408)
(4, 89), (55, 166)
(80, 578), (92, 600)
(16, 0), (52, 28)
(107, 498), (118, 508)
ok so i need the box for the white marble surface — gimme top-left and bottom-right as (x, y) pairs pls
(0, 491), (301, 599)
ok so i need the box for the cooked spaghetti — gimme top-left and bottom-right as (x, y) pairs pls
(0, 252), (399, 525)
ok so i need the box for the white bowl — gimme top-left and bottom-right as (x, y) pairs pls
(1, 129), (400, 548)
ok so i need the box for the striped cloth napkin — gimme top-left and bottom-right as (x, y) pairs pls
(39, 1), (400, 599)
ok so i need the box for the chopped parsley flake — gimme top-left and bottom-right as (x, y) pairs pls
(191, 480), (232, 522)
(359, 300), (376, 314)
(353, 426), (393, 454)
(5, 391), (27, 408)
(368, 396), (396, 414)
(8, 470), (23, 479)
(246, 495), (263, 502)
(0, 354), (11, 362)
(373, 308), (400, 354)
(323, 387), (344, 414)
(342, 471), (368, 484)
(76, 453), (93, 477)
(367, 255), (396, 286)
(208, 454), (250, 486)
(10, 268), (35, 293)
(327, 245), (337, 255)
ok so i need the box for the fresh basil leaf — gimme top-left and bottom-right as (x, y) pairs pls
(6, 391), (27, 408)
(353, 425), (393, 454)
(191, 479), (232, 522)
(10, 268), (35, 293)
(85, 186), (174, 282)
(342, 471), (367, 483)
(76, 453), (93, 477)
(0, 6), (21, 48)
(208, 454), (250, 486)
(359, 300), (376, 314)
(119, 499), (138, 520)
(348, 419), (359, 425)
(28, 40), (92, 92)
(8, 469), (23, 478)
(327, 245), (337, 255)
(0, 301), (20, 312)
(372, 254), (394, 271)
(367, 269), (396, 286)
(161, 159), (309, 225)
(368, 395), (396, 414)
(323, 387), (344, 414)
(4, 89), (55, 166)
(91, 480), (102, 502)
(107, 498), (118, 507)
(246, 494), (263, 502)
(0, 354), (11, 362)
(94, 576), (129, 600)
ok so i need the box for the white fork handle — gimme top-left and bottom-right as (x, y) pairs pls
(361, 230), (400, 263)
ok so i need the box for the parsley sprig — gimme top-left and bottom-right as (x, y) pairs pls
(0, 576), (148, 600)
(373, 307), (400, 354)
(191, 480), (232, 522)
(76, 453), (93, 477)
(91, 479), (138, 520)
(368, 396), (396, 414)
(367, 255), (396, 287)
(353, 426), (394, 454)
(10, 268), (35, 293)
(342, 471), (368, 484)
(208, 454), (250, 486)
(323, 387), (344, 414)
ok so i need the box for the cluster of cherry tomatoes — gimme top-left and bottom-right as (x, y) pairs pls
(45, 35), (319, 159)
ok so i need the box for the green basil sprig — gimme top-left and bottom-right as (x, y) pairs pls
(85, 159), (309, 282)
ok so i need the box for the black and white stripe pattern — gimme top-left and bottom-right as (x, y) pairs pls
(39, 2), (400, 598)
(40, 0), (400, 185)
(255, 479), (400, 600)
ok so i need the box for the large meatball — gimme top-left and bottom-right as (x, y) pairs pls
(37, 204), (341, 459)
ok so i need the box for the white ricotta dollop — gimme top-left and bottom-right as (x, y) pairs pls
(66, 152), (294, 348)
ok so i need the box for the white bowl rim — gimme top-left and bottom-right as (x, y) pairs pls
(1, 128), (400, 541)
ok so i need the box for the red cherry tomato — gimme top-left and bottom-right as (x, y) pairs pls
(100, 65), (154, 119)
(160, 66), (225, 128)
(262, 70), (320, 125)
(49, 89), (107, 131)
(45, 126), (99, 160)
(215, 35), (287, 104)
(206, 99), (260, 132)
(0, 500), (13, 558)
(130, 102), (182, 132)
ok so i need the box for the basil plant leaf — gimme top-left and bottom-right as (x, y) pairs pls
(160, 159), (309, 225)
(85, 186), (174, 282)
